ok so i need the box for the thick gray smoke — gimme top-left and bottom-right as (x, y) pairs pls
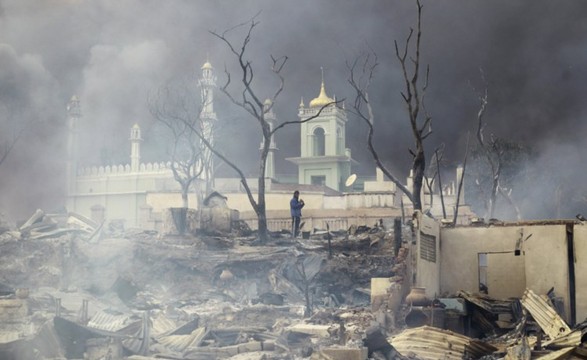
(0, 0), (586, 220)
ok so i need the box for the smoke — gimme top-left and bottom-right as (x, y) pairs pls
(0, 43), (62, 217)
(0, 0), (586, 219)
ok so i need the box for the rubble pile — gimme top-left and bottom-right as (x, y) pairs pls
(1, 209), (587, 359)
(0, 209), (406, 359)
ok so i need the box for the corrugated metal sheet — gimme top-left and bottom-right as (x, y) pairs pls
(544, 328), (583, 348)
(521, 289), (571, 340)
(150, 312), (177, 337)
(535, 347), (575, 360)
(87, 310), (138, 332)
(389, 326), (497, 360)
(157, 327), (208, 353)
(457, 290), (514, 313)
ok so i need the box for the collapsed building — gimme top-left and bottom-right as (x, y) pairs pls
(1, 207), (586, 359)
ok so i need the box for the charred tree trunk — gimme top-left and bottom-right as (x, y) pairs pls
(347, 0), (431, 211)
(181, 188), (189, 209)
(209, 17), (339, 244)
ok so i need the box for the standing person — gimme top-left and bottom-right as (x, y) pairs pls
(290, 190), (305, 238)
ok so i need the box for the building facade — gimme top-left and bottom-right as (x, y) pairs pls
(287, 72), (353, 192)
(66, 61), (468, 230)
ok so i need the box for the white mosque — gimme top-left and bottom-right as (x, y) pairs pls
(66, 60), (467, 231)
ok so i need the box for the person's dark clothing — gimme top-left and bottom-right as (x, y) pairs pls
(290, 197), (304, 217)
(292, 216), (301, 238)
(290, 196), (305, 237)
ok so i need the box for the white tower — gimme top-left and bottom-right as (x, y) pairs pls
(129, 123), (142, 172)
(198, 60), (217, 194)
(66, 95), (81, 196)
(287, 69), (353, 191)
(261, 99), (278, 179)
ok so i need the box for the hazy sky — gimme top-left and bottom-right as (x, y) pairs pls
(1, 0), (586, 219)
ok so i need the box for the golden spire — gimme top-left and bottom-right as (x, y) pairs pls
(310, 67), (334, 107)
(201, 53), (213, 70)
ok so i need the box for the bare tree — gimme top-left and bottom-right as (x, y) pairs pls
(0, 130), (22, 168)
(0, 105), (28, 169)
(347, 0), (431, 212)
(423, 146), (445, 215)
(196, 16), (339, 243)
(347, 52), (414, 202)
(454, 134), (470, 226)
(472, 79), (522, 220)
(149, 84), (207, 209)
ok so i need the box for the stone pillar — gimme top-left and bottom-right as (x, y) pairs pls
(376, 167), (384, 182)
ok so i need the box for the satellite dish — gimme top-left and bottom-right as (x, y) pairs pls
(345, 174), (357, 187)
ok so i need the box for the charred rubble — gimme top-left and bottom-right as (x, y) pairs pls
(0, 209), (586, 359)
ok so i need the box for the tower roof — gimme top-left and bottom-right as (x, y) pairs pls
(309, 81), (334, 107)
(309, 68), (334, 108)
(201, 61), (213, 70)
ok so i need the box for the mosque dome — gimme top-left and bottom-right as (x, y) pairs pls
(309, 81), (334, 108)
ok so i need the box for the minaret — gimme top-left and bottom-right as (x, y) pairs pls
(286, 68), (353, 191)
(198, 59), (217, 193)
(261, 99), (278, 179)
(66, 95), (81, 196)
(129, 123), (142, 172)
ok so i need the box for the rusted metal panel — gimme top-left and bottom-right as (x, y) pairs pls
(521, 289), (571, 340)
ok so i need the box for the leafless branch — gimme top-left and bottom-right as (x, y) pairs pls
(454, 133), (470, 226)
(346, 49), (416, 204)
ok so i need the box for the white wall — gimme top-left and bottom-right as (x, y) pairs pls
(415, 212), (441, 298)
(439, 223), (572, 321)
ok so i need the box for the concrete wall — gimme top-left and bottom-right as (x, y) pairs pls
(415, 212), (441, 298)
(439, 223), (571, 321)
(68, 192), (147, 227)
(69, 161), (398, 231)
(68, 167), (178, 227)
(574, 225), (587, 323)
(146, 191), (395, 214)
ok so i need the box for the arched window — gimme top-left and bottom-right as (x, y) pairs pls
(313, 127), (325, 156)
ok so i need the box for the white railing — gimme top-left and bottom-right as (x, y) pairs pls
(244, 216), (375, 232)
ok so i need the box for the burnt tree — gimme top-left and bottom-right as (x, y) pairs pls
(149, 83), (207, 209)
(347, 0), (431, 211)
(471, 81), (524, 220)
(194, 16), (338, 243)
(0, 105), (28, 168)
